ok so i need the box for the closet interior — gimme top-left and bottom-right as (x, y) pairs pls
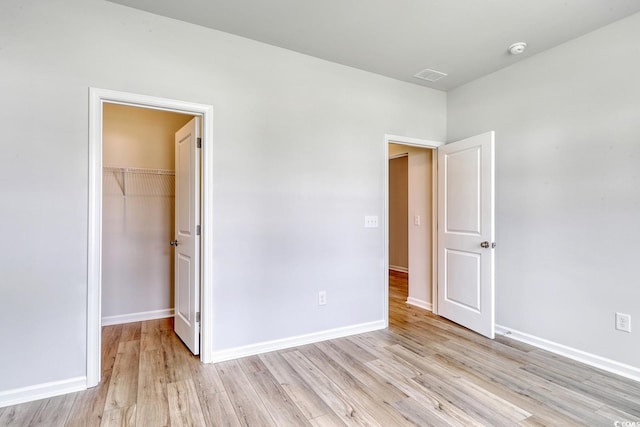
(101, 103), (194, 325)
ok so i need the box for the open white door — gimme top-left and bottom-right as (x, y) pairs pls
(172, 117), (200, 354)
(437, 131), (495, 338)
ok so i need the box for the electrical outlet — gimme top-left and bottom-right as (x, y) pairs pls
(318, 291), (327, 305)
(615, 312), (631, 333)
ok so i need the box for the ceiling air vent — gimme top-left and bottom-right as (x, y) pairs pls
(414, 68), (448, 82)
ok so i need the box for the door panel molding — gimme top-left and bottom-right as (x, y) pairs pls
(437, 131), (495, 338)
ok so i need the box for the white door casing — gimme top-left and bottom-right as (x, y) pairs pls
(437, 131), (495, 338)
(88, 88), (214, 388)
(173, 117), (201, 354)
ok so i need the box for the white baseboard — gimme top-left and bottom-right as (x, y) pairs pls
(495, 324), (640, 383)
(102, 308), (174, 326)
(0, 377), (86, 409)
(389, 265), (408, 273)
(406, 297), (432, 311)
(211, 320), (386, 363)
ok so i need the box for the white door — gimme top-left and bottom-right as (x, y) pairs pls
(437, 131), (495, 338)
(172, 117), (201, 354)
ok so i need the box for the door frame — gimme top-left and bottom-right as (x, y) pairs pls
(383, 134), (442, 326)
(87, 88), (214, 387)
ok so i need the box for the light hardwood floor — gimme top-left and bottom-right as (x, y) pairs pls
(2, 271), (639, 426)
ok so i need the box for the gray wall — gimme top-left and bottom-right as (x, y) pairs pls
(448, 12), (640, 369)
(0, 0), (445, 392)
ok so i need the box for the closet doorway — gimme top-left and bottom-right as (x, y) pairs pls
(102, 104), (193, 327)
(88, 88), (214, 388)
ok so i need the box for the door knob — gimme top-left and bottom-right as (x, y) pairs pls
(170, 240), (180, 246)
(480, 241), (490, 248)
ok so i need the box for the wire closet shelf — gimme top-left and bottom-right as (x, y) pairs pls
(103, 166), (175, 197)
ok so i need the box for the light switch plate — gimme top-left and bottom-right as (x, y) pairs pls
(364, 215), (379, 228)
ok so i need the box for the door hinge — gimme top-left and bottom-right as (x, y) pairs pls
(197, 137), (202, 148)
(196, 225), (201, 236)
(195, 312), (201, 323)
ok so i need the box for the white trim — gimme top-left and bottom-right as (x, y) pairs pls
(88, 88), (215, 387)
(87, 89), (102, 388)
(0, 377), (86, 409)
(211, 320), (386, 363)
(406, 297), (433, 311)
(200, 101), (215, 364)
(102, 309), (174, 326)
(430, 151), (438, 315)
(389, 265), (408, 273)
(496, 325), (640, 382)
(384, 134), (442, 327)
(386, 134), (443, 148)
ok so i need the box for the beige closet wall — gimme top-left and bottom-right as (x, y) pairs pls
(389, 156), (408, 271)
(103, 104), (193, 169)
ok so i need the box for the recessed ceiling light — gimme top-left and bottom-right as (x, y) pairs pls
(508, 42), (527, 55)
(414, 68), (448, 82)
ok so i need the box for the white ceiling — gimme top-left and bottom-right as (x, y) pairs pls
(107, 0), (640, 91)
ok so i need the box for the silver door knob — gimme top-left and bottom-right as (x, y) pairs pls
(480, 241), (490, 248)
(170, 240), (180, 246)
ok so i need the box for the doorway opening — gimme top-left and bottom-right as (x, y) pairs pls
(101, 103), (194, 330)
(384, 132), (496, 338)
(383, 135), (442, 326)
(88, 88), (214, 387)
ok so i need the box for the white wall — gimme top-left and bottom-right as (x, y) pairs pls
(0, 0), (445, 393)
(448, 12), (640, 369)
(407, 148), (432, 307)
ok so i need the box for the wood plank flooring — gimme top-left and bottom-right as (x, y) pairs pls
(2, 270), (639, 426)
